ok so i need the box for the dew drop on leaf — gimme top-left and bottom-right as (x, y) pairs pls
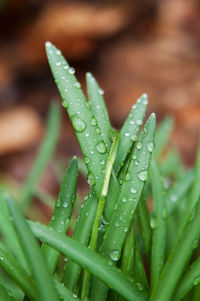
(147, 142), (154, 153)
(98, 88), (104, 95)
(109, 249), (121, 261)
(137, 170), (148, 182)
(150, 216), (157, 229)
(68, 67), (75, 74)
(136, 283), (143, 291)
(71, 115), (86, 133)
(96, 141), (107, 154)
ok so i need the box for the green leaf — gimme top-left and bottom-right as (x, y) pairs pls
(90, 113), (156, 301)
(6, 195), (59, 301)
(42, 157), (78, 274)
(29, 221), (148, 301)
(0, 242), (38, 300)
(20, 102), (61, 210)
(114, 94), (148, 174)
(150, 153), (166, 293)
(173, 256), (200, 300)
(86, 72), (113, 147)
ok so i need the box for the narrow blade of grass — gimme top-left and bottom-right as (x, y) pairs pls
(120, 225), (135, 277)
(0, 194), (28, 270)
(46, 42), (109, 195)
(63, 188), (98, 291)
(0, 282), (16, 301)
(150, 153), (166, 293)
(6, 195), (59, 301)
(0, 242), (38, 300)
(90, 113), (156, 301)
(150, 201), (200, 301)
(42, 157), (78, 274)
(160, 149), (184, 179)
(173, 256), (200, 300)
(137, 195), (151, 261)
(20, 102), (61, 210)
(114, 94), (148, 174)
(81, 133), (119, 300)
(154, 117), (173, 158)
(86, 72), (112, 147)
(29, 221), (148, 301)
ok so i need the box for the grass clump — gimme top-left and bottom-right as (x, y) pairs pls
(0, 41), (199, 301)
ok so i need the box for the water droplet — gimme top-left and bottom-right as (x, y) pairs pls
(132, 154), (137, 160)
(150, 216), (157, 229)
(115, 222), (120, 227)
(122, 197), (127, 203)
(131, 134), (137, 141)
(91, 118), (97, 126)
(98, 88), (104, 95)
(100, 160), (105, 165)
(85, 157), (90, 164)
(137, 170), (148, 182)
(170, 194), (177, 202)
(73, 82), (81, 88)
(130, 187), (137, 194)
(136, 120), (143, 126)
(51, 215), (55, 221)
(125, 132), (130, 137)
(87, 173), (95, 186)
(96, 141), (107, 154)
(85, 133), (89, 137)
(147, 142), (154, 153)
(56, 199), (61, 208)
(193, 276), (200, 286)
(0, 256), (4, 261)
(136, 142), (142, 149)
(56, 62), (61, 66)
(136, 283), (143, 291)
(71, 115), (86, 132)
(64, 65), (69, 70)
(56, 50), (61, 55)
(96, 127), (101, 134)
(69, 67), (75, 74)
(123, 226), (129, 232)
(62, 100), (68, 109)
(130, 120), (135, 125)
(63, 202), (68, 208)
(110, 249), (121, 261)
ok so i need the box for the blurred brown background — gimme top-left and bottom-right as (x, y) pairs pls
(0, 0), (200, 197)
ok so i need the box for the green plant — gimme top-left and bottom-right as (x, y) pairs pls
(0, 41), (199, 301)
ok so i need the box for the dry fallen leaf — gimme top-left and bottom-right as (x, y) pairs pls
(0, 107), (42, 155)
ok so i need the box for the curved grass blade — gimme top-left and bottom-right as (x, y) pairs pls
(86, 72), (112, 147)
(0, 243), (38, 300)
(0, 283), (15, 301)
(150, 202), (200, 301)
(137, 194), (151, 261)
(46, 42), (120, 223)
(150, 153), (166, 293)
(154, 117), (173, 159)
(29, 221), (148, 301)
(134, 240), (149, 291)
(6, 196), (59, 301)
(173, 256), (200, 300)
(63, 188), (98, 291)
(114, 94), (148, 174)
(46, 42), (109, 195)
(90, 113), (156, 301)
(20, 102), (61, 210)
(42, 157), (78, 274)
(81, 133), (119, 300)
(0, 194), (28, 270)
(120, 224), (135, 278)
